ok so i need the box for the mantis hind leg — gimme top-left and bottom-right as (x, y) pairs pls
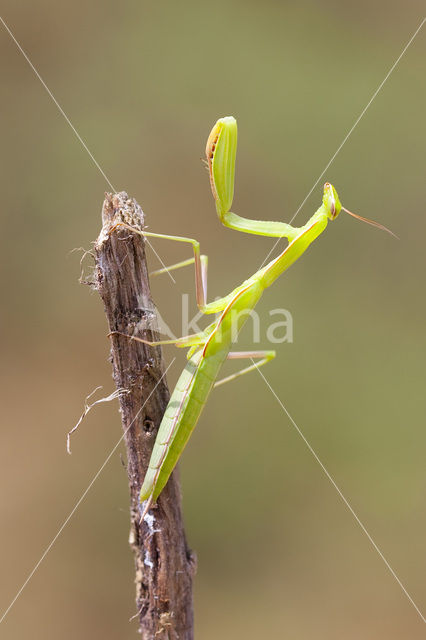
(214, 350), (276, 388)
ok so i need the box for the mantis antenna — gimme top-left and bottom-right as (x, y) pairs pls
(341, 207), (398, 238)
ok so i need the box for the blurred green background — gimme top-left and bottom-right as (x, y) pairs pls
(1, 1), (425, 638)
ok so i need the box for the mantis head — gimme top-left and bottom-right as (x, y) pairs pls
(206, 116), (237, 218)
(323, 182), (342, 220)
(323, 182), (397, 237)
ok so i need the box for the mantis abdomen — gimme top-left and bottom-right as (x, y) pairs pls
(140, 281), (265, 505)
(140, 348), (228, 502)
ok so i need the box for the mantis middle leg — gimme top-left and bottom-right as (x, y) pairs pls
(214, 350), (276, 388)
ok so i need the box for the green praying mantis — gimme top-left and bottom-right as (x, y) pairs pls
(111, 116), (395, 519)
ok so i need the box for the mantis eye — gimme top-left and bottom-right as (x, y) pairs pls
(205, 116), (237, 218)
(323, 182), (342, 220)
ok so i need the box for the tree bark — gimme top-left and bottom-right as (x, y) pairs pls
(94, 191), (196, 639)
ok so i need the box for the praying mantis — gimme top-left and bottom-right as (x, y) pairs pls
(111, 116), (394, 518)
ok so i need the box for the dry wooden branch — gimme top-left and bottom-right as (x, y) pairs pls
(94, 191), (196, 639)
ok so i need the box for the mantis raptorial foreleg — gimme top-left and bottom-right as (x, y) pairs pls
(206, 116), (299, 239)
(206, 116), (396, 239)
(214, 350), (276, 388)
(219, 212), (300, 240)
